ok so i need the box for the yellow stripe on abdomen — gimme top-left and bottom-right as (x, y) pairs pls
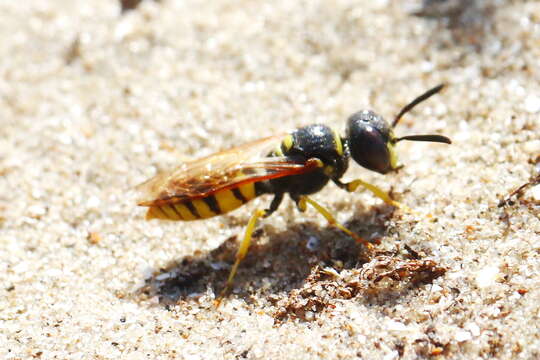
(204, 183), (258, 217)
(214, 189), (245, 214)
(160, 205), (182, 220)
(145, 203), (193, 221)
(146, 205), (182, 221)
(146, 206), (167, 220)
(191, 198), (217, 219)
(174, 203), (198, 221)
(238, 183), (256, 201)
(145, 183), (259, 222)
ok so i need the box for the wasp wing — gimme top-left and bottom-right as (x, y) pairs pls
(136, 134), (317, 206)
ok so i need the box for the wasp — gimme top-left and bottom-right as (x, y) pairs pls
(137, 84), (451, 302)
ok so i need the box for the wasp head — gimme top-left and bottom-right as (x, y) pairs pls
(346, 84), (451, 175)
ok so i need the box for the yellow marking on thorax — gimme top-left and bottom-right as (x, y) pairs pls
(332, 128), (343, 156)
(238, 183), (256, 201)
(282, 134), (294, 152)
(174, 203), (198, 221)
(214, 189), (245, 214)
(192, 198), (217, 219)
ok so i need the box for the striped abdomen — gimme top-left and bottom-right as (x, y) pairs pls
(145, 183), (257, 221)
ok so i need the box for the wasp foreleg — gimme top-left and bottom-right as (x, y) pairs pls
(334, 178), (413, 213)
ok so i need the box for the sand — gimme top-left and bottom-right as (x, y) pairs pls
(2, 0), (540, 359)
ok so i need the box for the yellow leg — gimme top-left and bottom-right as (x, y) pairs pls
(215, 208), (267, 307)
(299, 196), (373, 249)
(342, 179), (414, 214)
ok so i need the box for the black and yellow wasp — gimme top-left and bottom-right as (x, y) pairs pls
(137, 85), (451, 301)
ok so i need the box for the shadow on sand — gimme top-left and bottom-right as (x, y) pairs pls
(135, 202), (445, 314)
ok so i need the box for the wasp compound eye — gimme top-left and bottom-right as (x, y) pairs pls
(346, 110), (394, 174)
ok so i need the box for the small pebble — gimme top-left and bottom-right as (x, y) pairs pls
(530, 184), (540, 201)
(523, 140), (540, 155)
(475, 266), (500, 288)
(455, 330), (472, 342)
(524, 94), (540, 113)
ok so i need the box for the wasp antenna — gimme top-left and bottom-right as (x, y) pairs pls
(395, 134), (451, 144)
(392, 84), (445, 128)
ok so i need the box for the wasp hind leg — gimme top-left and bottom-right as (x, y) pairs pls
(333, 178), (414, 214)
(215, 193), (284, 306)
(294, 195), (372, 249)
(215, 208), (267, 306)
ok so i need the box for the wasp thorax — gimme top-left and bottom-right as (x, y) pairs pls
(346, 110), (397, 175)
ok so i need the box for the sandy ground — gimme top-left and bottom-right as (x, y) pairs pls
(1, 0), (540, 359)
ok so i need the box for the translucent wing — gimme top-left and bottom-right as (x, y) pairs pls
(136, 134), (318, 206)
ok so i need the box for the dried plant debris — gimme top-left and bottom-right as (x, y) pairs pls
(498, 161), (540, 234)
(64, 36), (81, 65)
(135, 226), (366, 307)
(414, 0), (476, 18)
(496, 156), (540, 242)
(87, 231), (102, 245)
(413, 0), (495, 48)
(274, 256), (446, 321)
(414, 337), (450, 357)
(120, 0), (143, 13)
(498, 174), (540, 208)
(120, 0), (160, 13)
